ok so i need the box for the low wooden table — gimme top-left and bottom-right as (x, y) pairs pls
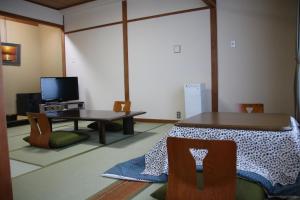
(45, 109), (146, 144)
(176, 112), (292, 131)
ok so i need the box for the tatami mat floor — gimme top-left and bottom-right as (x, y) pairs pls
(10, 160), (41, 178)
(8, 121), (173, 200)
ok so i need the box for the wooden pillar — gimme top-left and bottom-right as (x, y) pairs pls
(0, 60), (13, 200)
(203, 0), (218, 112)
(62, 15), (66, 77)
(210, 3), (218, 112)
(122, 0), (130, 102)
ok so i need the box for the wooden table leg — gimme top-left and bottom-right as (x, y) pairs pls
(48, 118), (53, 132)
(74, 120), (78, 131)
(97, 121), (106, 144)
(123, 117), (134, 135)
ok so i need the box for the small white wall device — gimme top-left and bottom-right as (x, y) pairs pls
(184, 83), (202, 118)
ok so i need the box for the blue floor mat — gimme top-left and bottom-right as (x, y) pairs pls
(103, 155), (300, 197)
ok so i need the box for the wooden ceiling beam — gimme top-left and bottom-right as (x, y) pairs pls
(202, 0), (216, 8)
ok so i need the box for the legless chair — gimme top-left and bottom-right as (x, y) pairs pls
(87, 101), (131, 131)
(166, 137), (237, 200)
(24, 112), (89, 149)
(239, 104), (264, 113)
(110, 100), (131, 130)
(113, 101), (131, 112)
(27, 112), (51, 148)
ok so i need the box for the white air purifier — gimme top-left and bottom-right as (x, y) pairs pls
(184, 83), (202, 118)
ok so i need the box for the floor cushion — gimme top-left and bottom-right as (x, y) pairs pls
(151, 172), (266, 200)
(87, 120), (123, 132)
(23, 131), (90, 148)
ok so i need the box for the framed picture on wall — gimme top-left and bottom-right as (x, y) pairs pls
(1, 42), (21, 66)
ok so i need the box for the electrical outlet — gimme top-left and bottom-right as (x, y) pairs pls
(176, 111), (181, 119)
(173, 45), (181, 53)
(230, 40), (236, 48)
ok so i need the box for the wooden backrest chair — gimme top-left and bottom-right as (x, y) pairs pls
(27, 112), (52, 148)
(166, 137), (237, 200)
(113, 101), (131, 112)
(87, 101), (131, 131)
(239, 103), (264, 113)
(26, 112), (89, 149)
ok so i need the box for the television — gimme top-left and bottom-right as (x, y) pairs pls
(40, 77), (79, 102)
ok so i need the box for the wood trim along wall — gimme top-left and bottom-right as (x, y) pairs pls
(122, 0), (130, 102)
(64, 6), (209, 34)
(0, 10), (63, 29)
(210, 1), (218, 112)
(135, 118), (178, 124)
(0, 59), (13, 200)
(64, 21), (123, 34)
(202, 0), (216, 8)
(0, 15), (39, 26)
(128, 6), (210, 23)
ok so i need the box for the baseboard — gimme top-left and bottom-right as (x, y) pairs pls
(134, 118), (178, 124)
(7, 119), (29, 127)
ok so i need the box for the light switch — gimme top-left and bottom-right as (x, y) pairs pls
(230, 40), (236, 48)
(71, 57), (76, 63)
(173, 45), (181, 53)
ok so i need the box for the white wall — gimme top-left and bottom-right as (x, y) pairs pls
(127, 0), (205, 19)
(0, 0), (63, 25)
(64, 0), (297, 119)
(2, 20), (41, 114)
(64, 0), (124, 110)
(65, 25), (124, 110)
(217, 0), (297, 115)
(39, 25), (63, 77)
(0, 19), (63, 114)
(128, 11), (211, 119)
(64, 0), (210, 119)
(62, 0), (122, 32)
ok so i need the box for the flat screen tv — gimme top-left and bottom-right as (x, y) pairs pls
(40, 77), (79, 102)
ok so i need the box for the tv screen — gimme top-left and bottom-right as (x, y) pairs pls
(40, 77), (79, 102)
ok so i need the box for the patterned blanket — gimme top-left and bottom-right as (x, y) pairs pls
(143, 117), (300, 186)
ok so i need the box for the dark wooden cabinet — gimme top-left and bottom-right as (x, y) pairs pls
(16, 93), (41, 115)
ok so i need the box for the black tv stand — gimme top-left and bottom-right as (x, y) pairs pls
(40, 101), (85, 112)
